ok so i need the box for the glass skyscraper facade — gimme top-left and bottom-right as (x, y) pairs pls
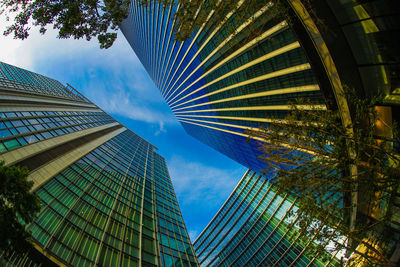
(120, 0), (399, 173)
(290, 0), (400, 106)
(120, 1), (327, 174)
(120, 3), (400, 262)
(0, 62), (198, 267)
(194, 170), (341, 267)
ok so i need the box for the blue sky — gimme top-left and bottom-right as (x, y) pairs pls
(0, 23), (246, 241)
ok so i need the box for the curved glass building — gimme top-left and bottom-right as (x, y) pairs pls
(120, 0), (399, 265)
(120, 0), (399, 173)
(120, 1), (327, 173)
(194, 170), (341, 267)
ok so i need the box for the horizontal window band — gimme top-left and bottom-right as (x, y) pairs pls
(179, 118), (263, 142)
(175, 104), (326, 114)
(0, 92), (97, 108)
(170, 41), (302, 109)
(170, 63), (312, 107)
(2, 122), (121, 167)
(28, 127), (126, 191)
(164, 1), (273, 102)
(166, 21), (289, 105)
(177, 116), (259, 131)
(0, 106), (102, 113)
(172, 84), (320, 111)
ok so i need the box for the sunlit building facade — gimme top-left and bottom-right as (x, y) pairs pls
(120, 0), (399, 173)
(193, 170), (341, 267)
(120, 1), (327, 174)
(0, 62), (198, 266)
(119, 0), (400, 265)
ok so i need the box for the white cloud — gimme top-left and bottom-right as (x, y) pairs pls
(154, 121), (166, 136)
(0, 11), (249, 244)
(0, 18), (177, 128)
(0, 15), (126, 69)
(0, 17), (36, 69)
(91, 85), (175, 126)
(167, 155), (246, 241)
(168, 155), (245, 206)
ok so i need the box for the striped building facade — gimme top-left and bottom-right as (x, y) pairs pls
(193, 170), (341, 267)
(120, 0), (399, 173)
(0, 62), (198, 267)
(120, 2), (400, 262)
(120, 0), (327, 174)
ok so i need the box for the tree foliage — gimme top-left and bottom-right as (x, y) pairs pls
(1, 0), (284, 48)
(164, 0), (285, 42)
(0, 161), (41, 252)
(248, 90), (400, 266)
(1, 0), (131, 49)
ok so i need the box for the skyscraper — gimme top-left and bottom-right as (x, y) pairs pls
(120, 0), (399, 173)
(120, 0), (326, 173)
(119, 1), (399, 265)
(194, 170), (341, 267)
(0, 62), (198, 266)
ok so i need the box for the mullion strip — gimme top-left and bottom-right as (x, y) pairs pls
(194, 170), (250, 246)
(196, 172), (256, 257)
(167, 21), (288, 106)
(150, 0), (157, 81)
(135, 2), (145, 67)
(166, 2), (274, 104)
(323, 237), (348, 267)
(255, 213), (301, 266)
(153, 1), (165, 86)
(164, 0), (246, 103)
(175, 103), (326, 114)
(178, 118), (264, 142)
(159, 40), (178, 96)
(228, 194), (289, 266)
(170, 42), (302, 109)
(279, 218), (326, 266)
(38, 136), (128, 262)
(159, 41), (185, 95)
(172, 84), (320, 112)
(242, 198), (297, 266)
(170, 62), (312, 107)
(201, 175), (267, 264)
(140, 4), (149, 72)
(176, 116), (257, 131)
(137, 143), (156, 265)
(145, 4), (152, 75)
(176, 114), (279, 123)
(198, 173), (259, 260)
(161, 2), (216, 99)
(305, 223), (342, 267)
(216, 186), (281, 265)
(155, 1), (173, 87)
(116, 138), (141, 265)
(158, 3), (180, 96)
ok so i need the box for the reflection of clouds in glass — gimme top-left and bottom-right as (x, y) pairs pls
(25, 135), (39, 144)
